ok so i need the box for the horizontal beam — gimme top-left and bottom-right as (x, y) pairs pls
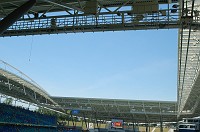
(1, 20), (182, 37)
(1, 5), (183, 37)
(0, 23), (186, 37)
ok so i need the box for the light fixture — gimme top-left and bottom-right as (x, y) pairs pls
(172, 4), (179, 8)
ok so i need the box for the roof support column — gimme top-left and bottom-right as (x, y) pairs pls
(0, 0), (36, 34)
(148, 123), (151, 132)
(95, 112), (100, 131)
(145, 116), (148, 132)
(81, 117), (84, 129)
(160, 115), (163, 132)
(83, 112), (88, 130)
(7, 78), (11, 90)
(70, 112), (75, 127)
(132, 115), (135, 132)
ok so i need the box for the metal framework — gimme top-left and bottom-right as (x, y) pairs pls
(52, 96), (177, 122)
(178, 0), (200, 118)
(0, 60), (58, 108)
(0, 0), (181, 36)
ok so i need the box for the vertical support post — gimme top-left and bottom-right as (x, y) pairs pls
(160, 116), (163, 132)
(73, 10), (75, 27)
(146, 124), (148, 132)
(23, 85), (26, 95)
(67, 118), (70, 127)
(99, 120), (101, 129)
(145, 116), (148, 132)
(88, 117), (90, 130)
(167, 0), (170, 26)
(148, 123), (150, 132)
(81, 117), (84, 130)
(122, 12), (124, 25)
(75, 117), (77, 127)
(83, 112), (88, 130)
(95, 112), (99, 131)
(76, 10), (79, 26)
(159, 102), (163, 132)
(7, 78), (11, 90)
(132, 115), (135, 132)
(95, 15), (98, 26)
(70, 113), (75, 127)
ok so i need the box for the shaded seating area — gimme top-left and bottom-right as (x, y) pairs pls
(0, 103), (57, 131)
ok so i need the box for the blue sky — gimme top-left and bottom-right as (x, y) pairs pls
(0, 29), (178, 101)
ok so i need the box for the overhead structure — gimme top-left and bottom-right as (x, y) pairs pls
(0, 60), (58, 108)
(178, 0), (200, 118)
(0, 0), (181, 36)
(52, 96), (177, 123)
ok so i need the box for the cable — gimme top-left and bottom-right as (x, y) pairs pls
(29, 36), (33, 62)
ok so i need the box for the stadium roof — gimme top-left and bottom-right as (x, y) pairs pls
(0, 0), (178, 17)
(52, 96), (177, 122)
(0, 60), (178, 123)
(0, 60), (58, 107)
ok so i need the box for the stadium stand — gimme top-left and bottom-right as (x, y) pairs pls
(0, 103), (57, 132)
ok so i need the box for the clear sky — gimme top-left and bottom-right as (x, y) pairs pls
(0, 29), (178, 101)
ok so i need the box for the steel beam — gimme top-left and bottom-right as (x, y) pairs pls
(0, 0), (36, 34)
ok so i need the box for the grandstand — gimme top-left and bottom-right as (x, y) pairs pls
(0, 103), (57, 132)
